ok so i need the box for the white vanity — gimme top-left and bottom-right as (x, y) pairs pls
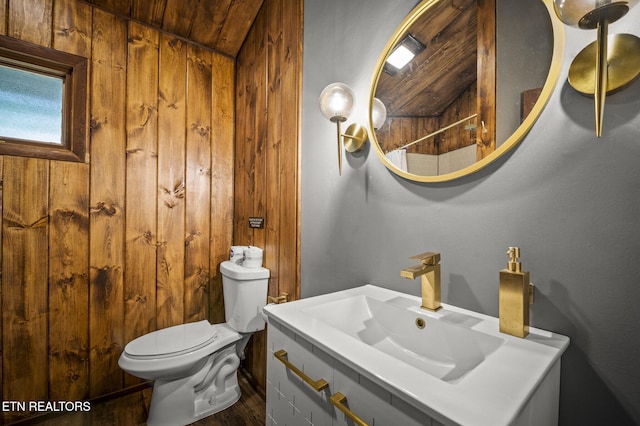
(263, 285), (569, 426)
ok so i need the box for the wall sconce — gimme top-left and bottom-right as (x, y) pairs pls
(319, 82), (369, 175)
(553, 0), (640, 137)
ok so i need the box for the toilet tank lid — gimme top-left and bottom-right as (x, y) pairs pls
(220, 261), (269, 280)
(124, 320), (218, 357)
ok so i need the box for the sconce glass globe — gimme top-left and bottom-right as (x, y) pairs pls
(319, 82), (354, 123)
(371, 98), (387, 129)
(553, 0), (638, 28)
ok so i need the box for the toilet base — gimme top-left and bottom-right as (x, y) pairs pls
(146, 345), (242, 426)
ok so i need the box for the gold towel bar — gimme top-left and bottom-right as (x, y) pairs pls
(330, 392), (368, 426)
(274, 349), (328, 392)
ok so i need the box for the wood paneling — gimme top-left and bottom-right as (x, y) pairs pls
(131, 0), (165, 28)
(189, 0), (232, 50)
(477, 0), (496, 159)
(52, 0), (93, 401)
(375, 0), (476, 118)
(0, 0), (236, 422)
(48, 161), (90, 401)
(522, 87), (542, 121)
(161, 0), (198, 39)
(2, 4), (52, 424)
(86, 0), (264, 57)
(375, 0), (497, 158)
(8, 0), (53, 45)
(88, 7), (127, 397)
(210, 53), (235, 326)
(185, 43), (212, 323)
(440, 82), (477, 154)
(278, 0), (302, 302)
(265, 0), (283, 298)
(377, 78), (477, 155)
(2, 158), (49, 423)
(156, 33), (187, 330)
(0, 0), (6, 34)
(234, 0), (302, 390)
(124, 21), (159, 388)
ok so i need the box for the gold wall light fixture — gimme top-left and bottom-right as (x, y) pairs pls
(553, 0), (640, 137)
(319, 82), (370, 175)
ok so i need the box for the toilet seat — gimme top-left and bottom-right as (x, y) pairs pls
(125, 320), (222, 359)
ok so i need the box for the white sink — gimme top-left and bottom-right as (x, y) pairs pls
(302, 294), (504, 383)
(264, 284), (570, 425)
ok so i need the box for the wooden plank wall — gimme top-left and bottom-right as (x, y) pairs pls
(376, 117), (440, 155)
(0, 0), (236, 422)
(438, 81), (477, 154)
(233, 0), (302, 391)
(376, 82), (476, 156)
(476, 0), (497, 160)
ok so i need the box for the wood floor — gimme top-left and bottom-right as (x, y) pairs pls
(22, 372), (265, 426)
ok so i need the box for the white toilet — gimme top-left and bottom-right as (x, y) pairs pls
(118, 248), (269, 426)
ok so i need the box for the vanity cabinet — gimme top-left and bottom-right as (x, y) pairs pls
(266, 318), (444, 426)
(263, 285), (568, 426)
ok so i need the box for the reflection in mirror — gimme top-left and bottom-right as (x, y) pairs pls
(370, 0), (563, 182)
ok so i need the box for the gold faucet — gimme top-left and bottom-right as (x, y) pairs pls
(401, 252), (442, 311)
(499, 247), (535, 338)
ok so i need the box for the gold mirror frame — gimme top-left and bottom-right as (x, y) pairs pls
(369, 0), (565, 183)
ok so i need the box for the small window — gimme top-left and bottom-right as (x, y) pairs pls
(0, 64), (64, 144)
(0, 36), (88, 162)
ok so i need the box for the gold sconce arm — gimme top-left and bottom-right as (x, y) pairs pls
(594, 21), (608, 137)
(336, 119), (343, 176)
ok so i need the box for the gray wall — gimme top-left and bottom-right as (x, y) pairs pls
(301, 0), (640, 424)
(496, 0), (553, 144)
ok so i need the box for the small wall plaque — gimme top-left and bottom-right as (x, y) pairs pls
(249, 217), (264, 228)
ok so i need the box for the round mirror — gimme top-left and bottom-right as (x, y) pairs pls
(369, 0), (564, 182)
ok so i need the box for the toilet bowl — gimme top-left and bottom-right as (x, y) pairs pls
(118, 258), (269, 426)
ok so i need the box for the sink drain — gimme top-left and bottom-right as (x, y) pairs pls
(415, 317), (426, 329)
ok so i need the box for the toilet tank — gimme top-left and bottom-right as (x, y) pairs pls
(220, 261), (270, 333)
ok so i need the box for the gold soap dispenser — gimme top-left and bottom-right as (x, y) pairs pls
(499, 247), (534, 338)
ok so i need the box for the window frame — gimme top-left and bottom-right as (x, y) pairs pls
(0, 35), (88, 163)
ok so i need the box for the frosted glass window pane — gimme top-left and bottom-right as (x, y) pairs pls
(0, 64), (64, 145)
